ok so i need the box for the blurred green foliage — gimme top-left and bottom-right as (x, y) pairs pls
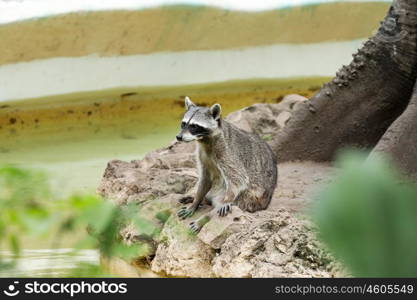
(66, 263), (113, 278)
(0, 165), (156, 277)
(0, 166), (51, 260)
(313, 151), (417, 277)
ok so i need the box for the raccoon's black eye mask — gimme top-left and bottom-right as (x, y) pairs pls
(190, 124), (210, 137)
(182, 122), (210, 136)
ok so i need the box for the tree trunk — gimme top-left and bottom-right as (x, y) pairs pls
(371, 81), (417, 178)
(271, 0), (417, 162)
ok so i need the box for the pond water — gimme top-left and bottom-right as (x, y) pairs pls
(0, 40), (364, 102)
(0, 249), (100, 278)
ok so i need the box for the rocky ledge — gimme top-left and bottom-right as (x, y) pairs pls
(97, 95), (344, 277)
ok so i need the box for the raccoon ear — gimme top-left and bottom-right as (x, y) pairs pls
(185, 96), (195, 110)
(210, 103), (222, 120)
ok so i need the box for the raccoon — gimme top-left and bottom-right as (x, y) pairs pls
(176, 97), (278, 233)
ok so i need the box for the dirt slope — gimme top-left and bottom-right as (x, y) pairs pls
(0, 2), (389, 65)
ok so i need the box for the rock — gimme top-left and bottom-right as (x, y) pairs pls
(225, 95), (308, 143)
(97, 154), (197, 206)
(134, 141), (196, 171)
(97, 97), (344, 278)
(151, 215), (215, 277)
(198, 207), (248, 249)
(119, 194), (184, 255)
(100, 256), (159, 278)
(276, 111), (292, 128)
(212, 209), (337, 277)
(226, 103), (281, 142)
(280, 94), (309, 111)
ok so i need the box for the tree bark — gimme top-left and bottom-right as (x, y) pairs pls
(371, 81), (417, 178)
(271, 0), (417, 162)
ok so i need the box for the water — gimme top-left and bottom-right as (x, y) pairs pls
(0, 249), (100, 277)
(0, 40), (364, 102)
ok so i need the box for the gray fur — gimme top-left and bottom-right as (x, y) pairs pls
(176, 97), (278, 233)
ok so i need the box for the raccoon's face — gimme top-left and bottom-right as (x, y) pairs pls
(176, 97), (221, 142)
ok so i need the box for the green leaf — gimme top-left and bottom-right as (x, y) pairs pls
(9, 234), (20, 256)
(313, 151), (417, 277)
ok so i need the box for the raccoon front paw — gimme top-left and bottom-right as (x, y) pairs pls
(177, 206), (195, 219)
(217, 203), (232, 217)
(189, 221), (202, 234)
(178, 196), (193, 204)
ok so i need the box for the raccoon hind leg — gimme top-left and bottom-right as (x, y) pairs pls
(236, 189), (268, 212)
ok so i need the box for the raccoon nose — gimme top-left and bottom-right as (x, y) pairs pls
(176, 134), (183, 141)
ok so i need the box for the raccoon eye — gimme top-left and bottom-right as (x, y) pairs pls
(189, 124), (208, 135)
(181, 122), (186, 129)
